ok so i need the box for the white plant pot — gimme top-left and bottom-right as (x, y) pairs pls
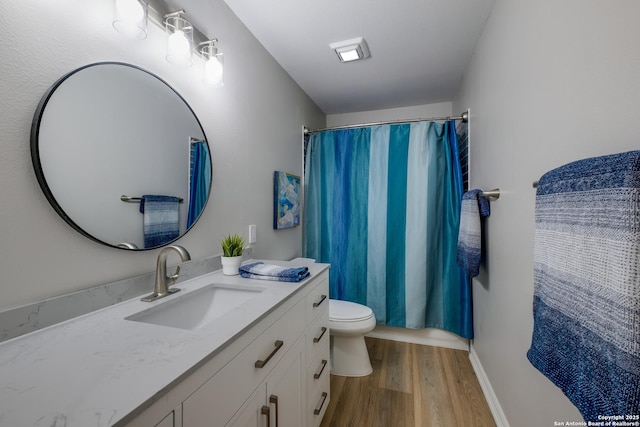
(221, 255), (243, 275)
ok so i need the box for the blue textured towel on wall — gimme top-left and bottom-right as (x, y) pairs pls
(527, 150), (640, 421)
(456, 189), (490, 277)
(239, 262), (310, 282)
(139, 195), (180, 248)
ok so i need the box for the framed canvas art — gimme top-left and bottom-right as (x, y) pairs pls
(273, 171), (300, 229)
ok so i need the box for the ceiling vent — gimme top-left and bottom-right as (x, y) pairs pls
(329, 37), (370, 62)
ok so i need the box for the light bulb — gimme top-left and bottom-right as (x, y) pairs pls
(168, 30), (189, 55)
(116, 0), (143, 21)
(113, 0), (147, 39)
(204, 57), (223, 86)
(167, 30), (192, 67)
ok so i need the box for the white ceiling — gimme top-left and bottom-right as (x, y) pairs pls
(221, 0), (495, 114)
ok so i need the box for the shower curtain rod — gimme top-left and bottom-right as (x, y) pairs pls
(304, 111), (468, 134)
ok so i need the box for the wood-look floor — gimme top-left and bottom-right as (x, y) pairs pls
(320, 337), (496, 427)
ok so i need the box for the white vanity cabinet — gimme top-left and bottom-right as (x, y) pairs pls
(182, 295), (306, 426)
(304, 277), (330, 427)
(130, 267), (330, 427)
(227, 275), (330, 427)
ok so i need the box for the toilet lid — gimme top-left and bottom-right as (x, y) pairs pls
(330, 299), (374, 322)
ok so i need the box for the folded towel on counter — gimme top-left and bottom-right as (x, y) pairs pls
(527, 150), (640, 421)
(239, 262), (310, 282)
(456, 189), (491, 277)
(139, 195), (180, 248)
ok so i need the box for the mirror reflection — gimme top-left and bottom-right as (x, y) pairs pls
(31, 62), (211, 250)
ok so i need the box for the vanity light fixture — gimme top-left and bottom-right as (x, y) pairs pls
(112, 0), (148, 39)
(200, 39), (224, 87)
(330, 37), (371, 62)
(111, 0), (224, 87)
(164, 10), (193, 67)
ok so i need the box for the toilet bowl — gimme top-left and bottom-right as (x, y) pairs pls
(329, 299), (376, 377)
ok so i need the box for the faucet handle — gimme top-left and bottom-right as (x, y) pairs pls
(167, 265), (182, 285)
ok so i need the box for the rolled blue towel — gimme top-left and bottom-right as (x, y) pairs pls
(239, 262), (310, 282)
(456, 189), (491, 277)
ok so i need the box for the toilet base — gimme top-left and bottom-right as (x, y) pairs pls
(330, 334), (373, 377)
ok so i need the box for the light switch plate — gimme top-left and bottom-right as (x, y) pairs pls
(249, 224), (257, 244)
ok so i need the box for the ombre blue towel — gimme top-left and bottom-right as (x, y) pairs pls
(456, 189), (490, 277)
(239, 262), (310, 282)
(527, 150), (640, 421)
(140, 195), (180, 248)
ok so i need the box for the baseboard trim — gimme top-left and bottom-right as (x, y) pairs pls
(468, 343), (510, 427)
(366, 325), (469, 351)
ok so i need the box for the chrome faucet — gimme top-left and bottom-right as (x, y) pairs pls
(141, 245), (192, 302)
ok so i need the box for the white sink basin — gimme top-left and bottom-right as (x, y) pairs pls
(126, 284), (264, 330)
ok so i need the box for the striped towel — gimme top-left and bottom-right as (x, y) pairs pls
(456, 189), (491, 277)
(139, 195), (180, 248)
(239, 262), (310, 282)
(527, 150), (640, 421)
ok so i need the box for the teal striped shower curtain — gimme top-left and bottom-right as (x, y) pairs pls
(303, 121), (472, 338)
(187, 141), (211, 229)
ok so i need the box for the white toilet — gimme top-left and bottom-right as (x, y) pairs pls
(329, 299), (377, 377)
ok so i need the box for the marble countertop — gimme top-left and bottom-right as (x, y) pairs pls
(0, 260), (328, 427)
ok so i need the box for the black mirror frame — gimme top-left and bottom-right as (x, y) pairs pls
(30, 62), (211, 251)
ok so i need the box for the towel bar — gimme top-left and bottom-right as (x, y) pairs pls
(121, 195), (184, 203)
(481, 189), (500, 200)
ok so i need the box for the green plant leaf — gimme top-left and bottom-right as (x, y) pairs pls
(221, 233), (245, 257)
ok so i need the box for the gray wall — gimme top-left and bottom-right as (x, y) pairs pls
(0, 0), (324, 311)
(453, 0), (640, 425)
(326, 102), (453, 128)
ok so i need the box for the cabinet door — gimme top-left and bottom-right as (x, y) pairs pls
(229, 338), (304, 427)
(266, 337), (304, 427)
(228, 384), (267, 427)
(183, 302), (306, 426)
(155, 412), (174, 427)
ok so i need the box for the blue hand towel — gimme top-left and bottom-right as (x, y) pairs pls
(527, 150), (640, 421)
(239, 262), (310, 282)
(139, 195), (180, 248)
(456, 189), (490, 277)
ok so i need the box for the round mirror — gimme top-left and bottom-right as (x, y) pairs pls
(31, 62), (211, 250)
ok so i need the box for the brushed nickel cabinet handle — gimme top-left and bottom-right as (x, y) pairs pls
(261, 405), (271, 427)
(313, 294), (327, 308)
(255, 340), (284, 368)
(314, 392), (328, 415)
(313, 359), (328, 380)
(269, 395), (279, 427)
(313, 327), (327, 343)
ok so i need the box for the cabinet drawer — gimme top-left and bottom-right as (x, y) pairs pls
(305, 276), (329, 323)
(306, 334), (330, 427)
(183, 301), (305, 426)
(306, 348), (329, 399)
(306, 367), (330, 427)
(305, 306), (329, 361)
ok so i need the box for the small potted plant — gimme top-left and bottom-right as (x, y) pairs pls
(220, 233), (245, 275)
